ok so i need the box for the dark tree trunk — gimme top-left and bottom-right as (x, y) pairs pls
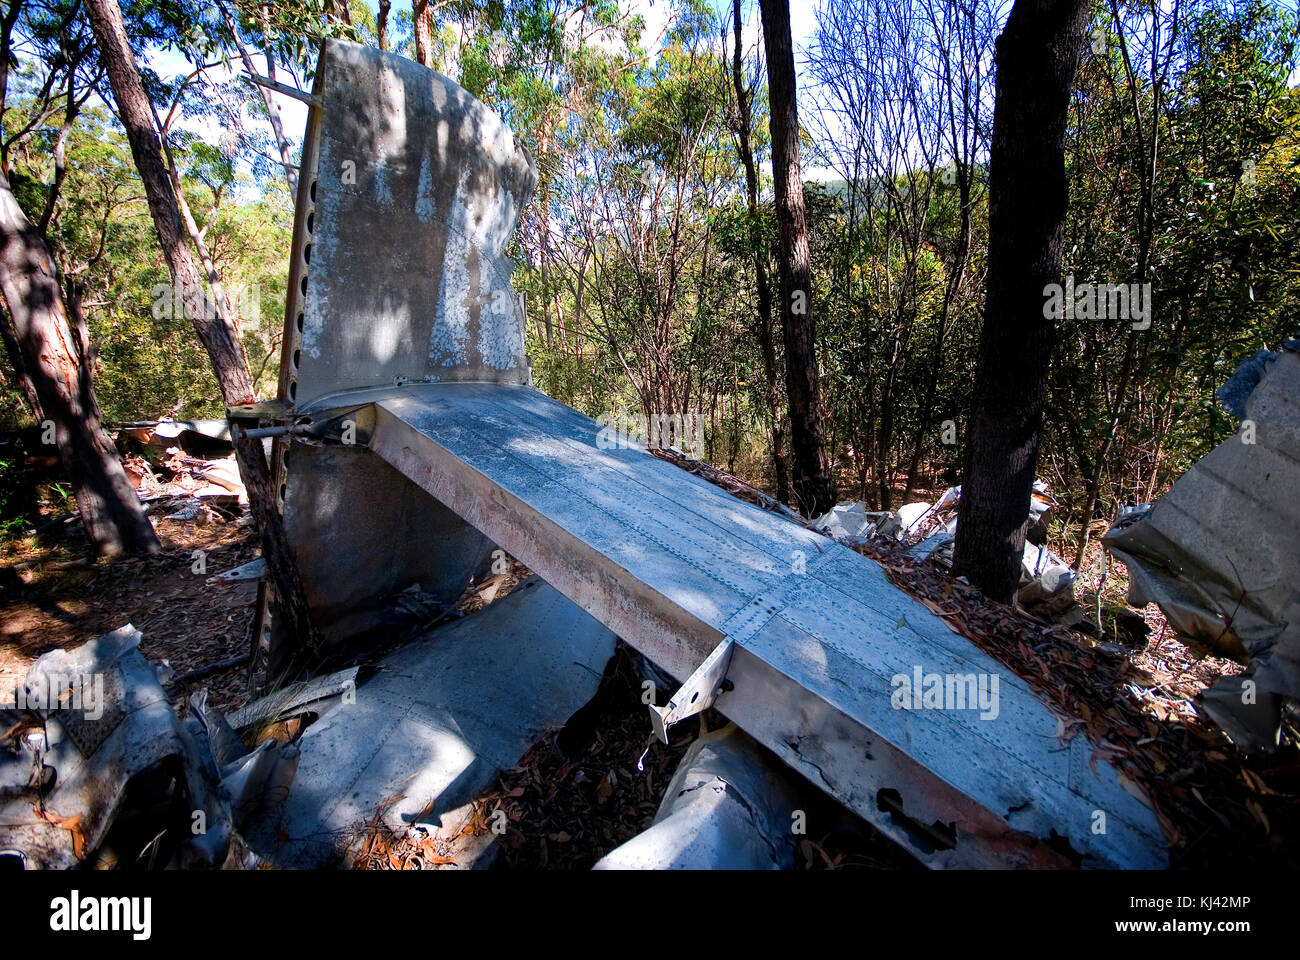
(0, 167), (159, 556)
(759, 0), (834, 518)
(953, 0), (1090, 601)
(876, 375), (895, 511)
(731, 0), (789, 506)
(0, 306), (43, 421)
(377, 0), (391, 51)
(84, 0), (321, 651)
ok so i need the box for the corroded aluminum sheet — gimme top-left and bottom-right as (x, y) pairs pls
(285, 39), (536, 409)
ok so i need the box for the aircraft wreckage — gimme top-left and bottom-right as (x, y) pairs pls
(2, 40), (1170, 870)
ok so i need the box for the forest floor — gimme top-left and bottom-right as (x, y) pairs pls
(0, 510), (260, 715)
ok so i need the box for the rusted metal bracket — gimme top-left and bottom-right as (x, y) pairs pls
(294, 407), (374, 447)
(229, 408), (373, 446)
(236, 423), (311, 440)
(226, 399), (300, 442)
(649, 639), (734, 744)
(226, 399), (296, 422)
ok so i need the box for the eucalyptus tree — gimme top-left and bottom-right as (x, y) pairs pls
(724, 0), (789, 503)
(953, 0), (1091, 602)
(805, 0), (1003, 508)
(1050, 0), (1300, 564)
(759, 0), (833, 517)
(0, 0), (158, 554)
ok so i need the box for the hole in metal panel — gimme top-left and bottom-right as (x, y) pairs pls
(876, 788), (957, 855)
(0, 850), (26, 870)
(1044, 829), (1084, 867)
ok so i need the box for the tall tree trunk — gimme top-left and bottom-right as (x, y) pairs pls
(731, 0), (789, 505)
(759, 0), (834, 518)
(413, 0), (434, 68)
(876, 368), (896, 510)
(377, 0), (391, 51)
(327, 0), (352, 26)
(84, 0), (320, 651)
(0, 168), (159, 556)
(952, 0), (1090, 602)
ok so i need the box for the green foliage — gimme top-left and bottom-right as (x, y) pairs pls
(1045, 0), (1300, 530)
(5, 97), (290, 422)
(2, 0), (1297, 555)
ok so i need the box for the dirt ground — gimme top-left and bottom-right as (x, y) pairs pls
(1, 513), (260, 714)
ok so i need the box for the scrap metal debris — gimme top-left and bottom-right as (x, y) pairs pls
(1104, 342), (1300, 752)
(3, 582), (616, 872)
(384, 643), (921, 872)
(119, 418), (234, 457)
(0, 626), (240, 869)
(652, 449), (1298, 868)
(814, 480), (1077, 618)
(813, 481), (1054, 546)
(238, 577), (617, 869)
(138, 450), (247, 507)
(224, 666), (360, 733)
(594, 723), (808, 869)
(116, 416), (248, 509)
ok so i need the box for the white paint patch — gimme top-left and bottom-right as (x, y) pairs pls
(477, 281), (522, 371)
(415, 151), (436, 222)
(302, 288), (327, 361)
(373, 59), (410, 160)
(374, 146), (393, 206)
(472, 181), (517, 255)
(428, 169), (473, 367)
(436, 117), (450, 165)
